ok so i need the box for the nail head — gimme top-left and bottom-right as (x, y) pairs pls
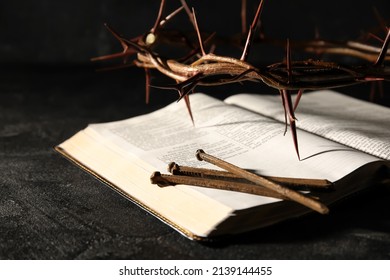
(150, 171), (162, 183)
(167, 162), (177, 173)
(196, 149), (205, 161)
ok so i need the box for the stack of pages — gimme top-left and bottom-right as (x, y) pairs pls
(56, 90), (390, 240)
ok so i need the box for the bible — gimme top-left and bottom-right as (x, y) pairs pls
(56, 90), (390, 240)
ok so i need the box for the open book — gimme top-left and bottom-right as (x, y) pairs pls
(56, 90), (390, 240)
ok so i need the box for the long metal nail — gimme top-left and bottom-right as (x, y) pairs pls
(167, 162), (332, 189)
(150, 171), (289, 200)
(195, 149), (329, 214)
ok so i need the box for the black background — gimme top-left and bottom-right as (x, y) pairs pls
(1, 0), (390, 259)
(2, 0), (390, 64)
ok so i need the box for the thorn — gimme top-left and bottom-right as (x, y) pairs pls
(90, 50), (136, 62)
(281, 90), (300, 160)
(178, 32), (216, 63)
(104, 23), (129, 53)
(192, 8), (206, 56)
(293, 89), (304, 111)
(101, 24), (147, 62)
(374, 27), (390, 67)
(279, 90), (288, 135)
(183, 95), (195, 125)
(286, 39), (292, 84)
(145, 68), (151, 104)
(290, 118), (300, 161)
(159, 6), (184, 27)
(150, 73), (202, 103)
(241, 27), (253, 61)
(209, 43), (217, 54)
(368, 32), (385, 43)
(240, 0), (265, 61)
(150, 0), (166, 34)
(250, 0), (265, 34)
(176, 73), (203, 102)
(149, 83), (178, 91)
(180, 0), (195, 26)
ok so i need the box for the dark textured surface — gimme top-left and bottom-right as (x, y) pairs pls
(1, 0), (390, 260)
(1, 66), (390, 259)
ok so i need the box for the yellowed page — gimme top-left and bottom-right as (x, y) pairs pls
(225, 90), (390, 160)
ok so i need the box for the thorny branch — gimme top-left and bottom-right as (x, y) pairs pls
(92, 0), (390, 159)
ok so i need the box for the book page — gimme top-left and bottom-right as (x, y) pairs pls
(224, 90), (390, 160)
(87, 93), (379, 210)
